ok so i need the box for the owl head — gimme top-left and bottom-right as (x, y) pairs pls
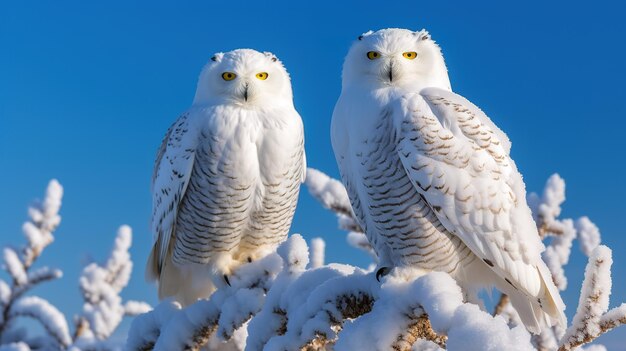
(193, 49), (293, 107)
(342, 28), (451, 92)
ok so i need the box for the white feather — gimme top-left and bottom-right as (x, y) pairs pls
(331, 28), (565, 333)
(147, 49), (305, 305)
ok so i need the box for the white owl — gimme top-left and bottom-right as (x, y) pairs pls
(331, 28), (566, 333)
(147, 49), (306, 306)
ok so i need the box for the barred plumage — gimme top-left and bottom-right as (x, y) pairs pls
(332, 28), (566, 334)
(344, 109), (475, 276)
(147, 49), (305, 306)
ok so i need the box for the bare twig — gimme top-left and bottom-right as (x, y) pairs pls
(493, 294), (510, 316)
(392, 313), (447, 351)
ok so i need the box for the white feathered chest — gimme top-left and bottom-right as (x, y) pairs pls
(170, 105), (305, 266)
(332, 88), (475, 274)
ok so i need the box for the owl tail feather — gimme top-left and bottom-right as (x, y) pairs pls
(145, 243), (160, 283)
(157, 259), (216, 307)
(536, 262), (568, 327)
(146, 243), (215, 307)
(500, 264), (567, 334)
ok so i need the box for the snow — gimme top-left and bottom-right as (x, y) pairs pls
(305, 168), (352, 214)
(0, 180), (149, 351)
(561, 246), (613, 349)
(105, 225), (133, 291)
(542, 218), (576, 290)
(600, 303), (626, 326)
(0, 343), (30, 351)
(78, 225), (151, 341)
(21, 223), (46, 255)
(265, 270), (373, 350)
(534, 174), (566, 226)
(308, 238), (325, 269)
(447, 304), (533, 351)
(276, 234), (308, 273)
(246, 236), (326, 350)
(41, 179), (63, 222)
(25, 267), (62, 285)
(3, 248), (27, 286)
(412, 339), (445, 351)
(0, 166), (622, 351)
(125, 300), (181, 351)
(129, 241), (286, 350)
(124, 300), (152, 316)
(10, 296), (71, 347)
(23, 179), (63, 256)
(0, 280), (9, 306)
(335, 271), (535, 351)
(576, 217), (601, 257)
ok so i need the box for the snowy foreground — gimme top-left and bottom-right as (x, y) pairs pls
(1, 172), (625, 351)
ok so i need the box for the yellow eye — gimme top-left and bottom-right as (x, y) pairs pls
(402, 52), (417, 60)
(222, 72), (236, 81)
(256, 72), (269, 80)
(366, 51), (380, 60)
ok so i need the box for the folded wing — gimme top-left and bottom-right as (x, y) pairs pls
(147, 113), (198, 281)
(394, 87), (565, 331)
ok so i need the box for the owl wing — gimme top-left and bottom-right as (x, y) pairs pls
(393, 87), (565, 328)
(147, 112), (199, 281)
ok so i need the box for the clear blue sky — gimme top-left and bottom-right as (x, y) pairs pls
(1, 0), (625, 348)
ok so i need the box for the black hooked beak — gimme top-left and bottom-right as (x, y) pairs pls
(243, 83), (249, 102)
(388, 61), (394, 82)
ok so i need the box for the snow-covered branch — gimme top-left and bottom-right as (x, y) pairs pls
(305, 168), (373, 259)
(74, 225), (151, 349)
(0, 180), (149, 351)
(308, 238), (325, 269)
(0, 180), (66, 349)
(10, 296), (71, 348)
(558, 246), (626, 350)
(127, 237), (286, 351)
(304, 169), (353, 220)
(304, 168), (625, 350)
(130, 232), (549, 351)
(335, 271), (532, 351)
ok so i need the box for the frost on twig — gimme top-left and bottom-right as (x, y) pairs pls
(528, 174), (566, 238)
(305, 168), (374, 260)
(264, 270), (375, 350)
(126, 168), (624, 350)
(305, 169), (625, 350)
(1, 180), (149, 351)
(575, 218), (601, 258)
(335, 271), (532, 351)
(558, 246), (626, 350)
(74, 225), (151, 348)
(127, 235), (290, 351)
(0, 180), (66, 349)
(305, 168), (364, 235)
(308, 238), (325, 269)
(304, 169), (353, 220)
(10, 296), (71, 347)
(528, 174), (576, 290)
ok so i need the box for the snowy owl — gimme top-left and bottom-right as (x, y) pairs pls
(147, 49), (306, 306)
(331, 28), (566, 333)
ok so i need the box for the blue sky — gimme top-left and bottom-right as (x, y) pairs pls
(1, 0), (625, 348)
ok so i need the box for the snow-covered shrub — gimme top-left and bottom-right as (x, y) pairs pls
(6, 175), (620, 350)
(127, 169), (625, 351)
(0, 180), (149, 351)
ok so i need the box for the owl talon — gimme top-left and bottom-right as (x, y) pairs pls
(376, 267), (391, 282)
(224, 274), (231, 286)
